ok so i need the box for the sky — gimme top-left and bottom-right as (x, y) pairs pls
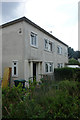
(0, 0), (80, 51)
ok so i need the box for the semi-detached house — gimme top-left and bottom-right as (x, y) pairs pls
(1, 17), (68, 85)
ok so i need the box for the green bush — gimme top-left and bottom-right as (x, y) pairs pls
(68, 58), (79, 65)
(54, 67), (80, 81)
(2, 84), (27, 118)
(2, 80), (80, 119)
(58, 80), (79, 96)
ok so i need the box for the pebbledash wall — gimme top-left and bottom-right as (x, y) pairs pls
(1, 17), (68, 85)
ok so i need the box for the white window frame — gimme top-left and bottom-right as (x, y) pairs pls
(57, 46), (62, 54)
(12, 60), (18, 77)
(30, 32), (38, 48)
(44, 39), (53, 52)
(45, 39), (48, 50)
(49, 41), (53, 51)
(64, 47), (68, 57)
(45, 62), (53, 73)
(57, 63), (63, 68)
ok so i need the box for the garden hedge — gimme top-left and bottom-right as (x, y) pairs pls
(54, 67), (80, 81)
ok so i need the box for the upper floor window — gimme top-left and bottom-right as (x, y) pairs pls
(57, 46), (62, 54)
(30, 32), (38, 47)
(12, 60), (18, 77)
(64, 47), (68, 57)
(45, 62), (53, 73)
(45, 39), (53, 52)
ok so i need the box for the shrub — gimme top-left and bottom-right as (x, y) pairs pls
(2, 79), (80, 119)
(54, 67), (80, 81)
(58, 80), (79, 97)
(2, 84), (27, 118)
(68, 58), (79, 65)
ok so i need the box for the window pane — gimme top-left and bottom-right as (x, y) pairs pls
(58, 63), (63, 68)
(31, 34), (34, 45)
(58, 63), (60, 68)
(57, 46), (62, 54)
(12, 61), (18, 77)
(57, 47), (59, 53)
(45, 40), (48, 49)
(31, 32), (37, 46)
(14, 67), (16, 75)
(32, 37), (33, 45)
(49, 63), (53, 72)
(45, 63), (48, 72)
(34, 36), (36, 46)
(45, 62), (53, 73)
(49, 42), (52, 51)
(50, 64), (52, 72)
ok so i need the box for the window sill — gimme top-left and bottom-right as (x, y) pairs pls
(44, 49), (53, 53)
(45, 72), (53, 74)
(12, 76), (18, 78)
(31, 45), (38, 49)
(57, 53), (62, 55)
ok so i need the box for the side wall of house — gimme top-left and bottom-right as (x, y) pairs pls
(2, 21), (25, 82)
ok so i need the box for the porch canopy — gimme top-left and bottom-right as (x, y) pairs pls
(28, 59), (42, 63)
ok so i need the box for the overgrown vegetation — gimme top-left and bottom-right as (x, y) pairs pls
(2, 68), (80, 119)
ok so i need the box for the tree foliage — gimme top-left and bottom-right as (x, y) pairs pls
(68, 47), (80, 59)
(68, 58), (79, 65)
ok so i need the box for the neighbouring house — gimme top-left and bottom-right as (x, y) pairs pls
(67, 65), (80, 68)
(1, 17), (68, 86)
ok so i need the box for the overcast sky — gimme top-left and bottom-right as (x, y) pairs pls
(0, 0), (80, 50)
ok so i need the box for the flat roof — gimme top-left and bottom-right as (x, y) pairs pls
(1, 16), (68, 47)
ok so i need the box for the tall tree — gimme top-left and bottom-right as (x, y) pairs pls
(68, 47), (80, 60)
(68, 47), (74, 59)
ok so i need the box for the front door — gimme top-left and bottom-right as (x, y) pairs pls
(33, 63), (36, 79)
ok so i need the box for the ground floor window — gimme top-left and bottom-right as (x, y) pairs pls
(45, 62), (53, 73)
(57, 63), (63, 68)
(12, 60), (18, 77)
